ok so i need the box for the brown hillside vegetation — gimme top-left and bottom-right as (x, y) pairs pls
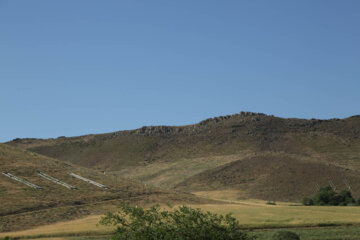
(0, 144), (207, 232)
(6, 112), (360, 201)
(175, 153), (360, 201)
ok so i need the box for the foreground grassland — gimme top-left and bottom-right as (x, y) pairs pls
(251, 226), (360, 240)
(0, 215), (113, 239)
(191, 203), (360, 228)
(3, 200), (360, 239)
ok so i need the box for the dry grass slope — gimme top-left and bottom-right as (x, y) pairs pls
(0, 144), (209, 232)
(176, 153), (360, 201)
(6, 113), (360, 202)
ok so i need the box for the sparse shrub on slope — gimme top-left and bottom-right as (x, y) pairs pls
(271, 231), (300, 240)
(100, 204), (254, 240)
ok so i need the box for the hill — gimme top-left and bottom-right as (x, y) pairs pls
(6, 112), (360, 201)
(0, 144), (206, 232)
(175, 152), (360, 201)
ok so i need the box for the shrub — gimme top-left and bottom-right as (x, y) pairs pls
(271, 230), (300, 240)
(266, 200), (276, 205)
(2, 237), (12, 240)
(100, 204), (254, 240)
(339, 190), (355, 205)
(301, 197), (313, 206)
(313, 186), (336, 205)
(303, 187), (356, 206)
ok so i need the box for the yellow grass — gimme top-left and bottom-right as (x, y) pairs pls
(114, 153), (251, 187)
(0, 215), (114, 238)
(188, 203), (360, 228)
(190, 191), (360, 227)
(3, 200), (360, 238)
(193, 190), (246, 201)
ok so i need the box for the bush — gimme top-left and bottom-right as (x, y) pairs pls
(340, 190), (355, 205)
(2, 237), (12, 240)
(301, 197), (313, 206)
(100, 204), (254, 240)
(271, 231), (300, 240)
(303, 187), (356, 206)
(266, 200), (276, 205)
(313, 186), (336, 205)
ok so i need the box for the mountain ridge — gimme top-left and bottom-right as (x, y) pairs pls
(5, 112), (360, 202)
(7, 112), (360, 141)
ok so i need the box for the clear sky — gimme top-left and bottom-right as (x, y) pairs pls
(1, 0), (359, 142)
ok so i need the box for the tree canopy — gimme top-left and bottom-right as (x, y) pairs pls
(100, 204), (253, 240)
(302, 187), (356, 206)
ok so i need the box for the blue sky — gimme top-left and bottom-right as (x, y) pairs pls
(1, 0), (359, 142)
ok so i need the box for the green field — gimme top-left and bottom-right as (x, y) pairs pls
(250, 226), (360, 240)
(191, 203), (360, 228)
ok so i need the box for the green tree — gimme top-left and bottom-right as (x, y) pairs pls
(100, 204), (253, 240)
(303, 186), (356, 206)
(313, 186), (336, 205)
(339, 190), (355, 205)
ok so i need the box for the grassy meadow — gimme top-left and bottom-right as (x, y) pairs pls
(250, 226), (360, 240)
(0, 215), (113, 239)
(191, 203), (360, 228)
(3, 199), (360, 240)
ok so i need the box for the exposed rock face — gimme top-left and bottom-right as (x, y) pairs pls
(199, 112), (265, 126)
(135, 126), (183, 136)
(131, 112), (267, 136)
(8, 112), (360, 144)
(97, 112), (268, 138)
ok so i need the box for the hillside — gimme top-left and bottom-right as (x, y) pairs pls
(6, 112), (360, 201)
(0, 144), (206, 232)
(175, 153), (360, 201)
